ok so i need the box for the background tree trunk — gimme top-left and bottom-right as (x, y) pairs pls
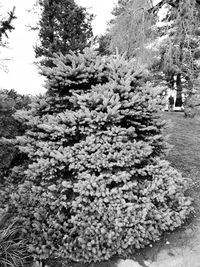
(175, 73), (183, 107)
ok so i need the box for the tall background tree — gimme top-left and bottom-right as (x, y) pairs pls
(155, 0), (200, 108)
(106, 0), (200, 113)
(108, 0), (156, 59)
(35, 0), (93, 66)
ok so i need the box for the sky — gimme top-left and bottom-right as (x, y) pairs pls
(0, 0), (118, 95)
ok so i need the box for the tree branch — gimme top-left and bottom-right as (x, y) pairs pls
(148, 0), (200, 13)
(0, 7), (16, 40)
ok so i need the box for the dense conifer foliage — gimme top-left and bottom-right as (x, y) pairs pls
(9, 50), (192, 263)
(0, 90), (30, 210)
(0, 89), (30, 178)
(35, 0), (93, 66)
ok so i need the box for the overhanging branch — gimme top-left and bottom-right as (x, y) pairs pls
(148, 0), (200, 13)
(0, 7), (16, 40)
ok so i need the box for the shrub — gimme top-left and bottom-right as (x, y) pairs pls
(0, 90), (30, 210)
(0, 89), (30, 179)
(10, 50), (192, 263)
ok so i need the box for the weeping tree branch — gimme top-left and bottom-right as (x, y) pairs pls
(0, 7), (16, 40)
(148, 0), (200, 13)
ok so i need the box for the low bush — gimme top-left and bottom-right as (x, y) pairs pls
(0, 90), (30, 210)
(0, 89), (30, 179)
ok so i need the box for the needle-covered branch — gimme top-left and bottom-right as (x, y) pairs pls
(0, 7), (16, 40)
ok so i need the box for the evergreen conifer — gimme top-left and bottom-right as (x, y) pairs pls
(11, 50), (192, 263)
(35, 0), (93, 66)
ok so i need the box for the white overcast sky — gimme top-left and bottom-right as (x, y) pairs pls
(0, 0), (118, 95)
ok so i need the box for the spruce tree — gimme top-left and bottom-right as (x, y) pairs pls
(10, 50), (192, 263)
(35, 0), (93, 66)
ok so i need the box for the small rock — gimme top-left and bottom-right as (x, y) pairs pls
(117, 259), (144, 267)
(166, 241), (170, 245)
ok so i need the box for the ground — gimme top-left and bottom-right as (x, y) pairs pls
(52, 112), (200, 267)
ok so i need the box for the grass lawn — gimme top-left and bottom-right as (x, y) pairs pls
(162, 112), (200, 178)
(162, 112), (200, 214)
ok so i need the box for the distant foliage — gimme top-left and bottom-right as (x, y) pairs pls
(97, 34), (112, 56)
(0, 89), (30, 133)
(10, 50), (192, 263)
(106, 0), (200, 110)
(108, 0), (156, 59)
